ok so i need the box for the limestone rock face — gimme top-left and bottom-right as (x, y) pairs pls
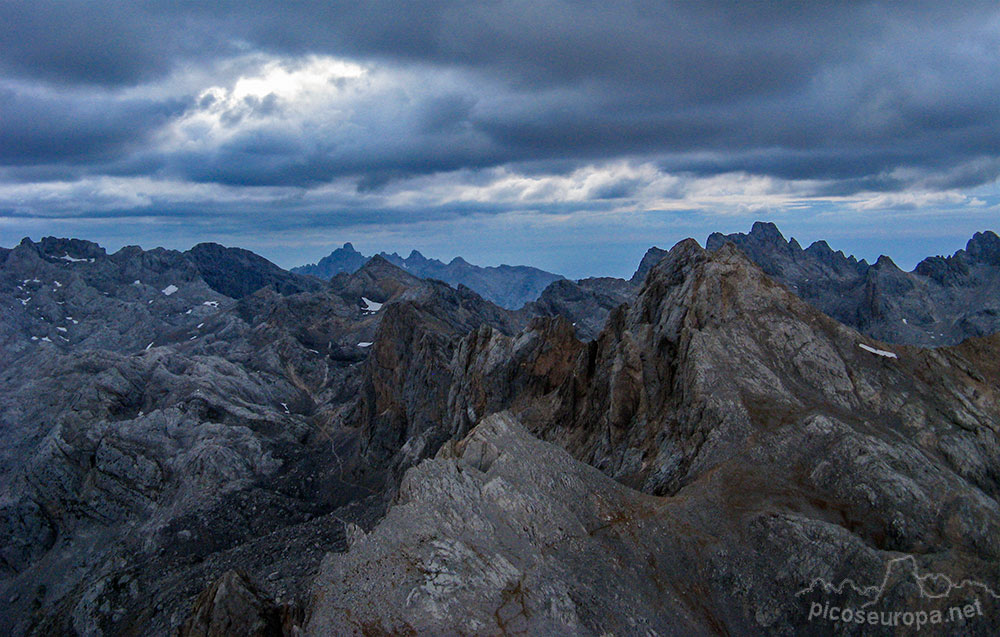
(179, 570), (283, 637)
(523, 276), (634, 340)
(308, 412), (1000, 635)
(348, 275), (523, 483)
(446, 239), (1000, 502)
(308, 413), (708, 636)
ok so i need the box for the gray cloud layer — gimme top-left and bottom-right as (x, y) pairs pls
(1, 1), (998, 210)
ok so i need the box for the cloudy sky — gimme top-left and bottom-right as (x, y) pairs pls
(1, 1), (998, 277)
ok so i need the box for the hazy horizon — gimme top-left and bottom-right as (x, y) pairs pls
(4, 218), (994, 281)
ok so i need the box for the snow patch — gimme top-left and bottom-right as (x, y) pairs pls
(361, 297), (383, 313)
(281, 402), (290, 414)
(145, 341), (154, 350)
(40, 336), (51, 343)
(54, 281), (62, 288)
(59, 254), (93, 263)
(859, 343), (897, 359)
(902, 318), (908, 325)
(197, 323), (204, 329)
(357, 341), (373, 347)
(203, 300), (218, 307)
(56, 327), (67, 333)
(161, 284), (179, 296)
(133, 280), (141, 285)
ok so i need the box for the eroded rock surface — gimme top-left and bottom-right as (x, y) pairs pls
(309, 413), (1000, 635)
(179, 570), (284, 637)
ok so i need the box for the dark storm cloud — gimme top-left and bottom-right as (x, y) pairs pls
(0, 87), (190, 165)
(1, 1), (999, 195)
(0, 1), (208, 87)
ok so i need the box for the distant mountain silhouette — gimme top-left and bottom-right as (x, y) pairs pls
(294, 244), (563, 309)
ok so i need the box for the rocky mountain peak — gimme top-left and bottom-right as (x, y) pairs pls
(331, 254), (425, 304)
(291, 242), (368, 279)
(6, 228), (1000, 635)
(32, 236), (107, 261)
(872, 254), (901, 271)
(703, 222), (1000, 346)
(359, 254), (409, 277)
(185, 242), (321, 298)
(629, 246), (668, 283)
(913, 253), (971, 286)
(748, 220), (785, 243)
(967, 230), (1000, 266)
(634, 238), (808, 343)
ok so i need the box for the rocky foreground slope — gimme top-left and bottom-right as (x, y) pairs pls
(3, 231), (1000, 635)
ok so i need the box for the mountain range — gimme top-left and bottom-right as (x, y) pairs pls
(529, 222), (1000, 346)
(292, 242), (564, 310)
(2, 224), (999, 635)
(707, 221), (1000, 347)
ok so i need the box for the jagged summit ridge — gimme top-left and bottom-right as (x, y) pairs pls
(706, 222), (1000, 346)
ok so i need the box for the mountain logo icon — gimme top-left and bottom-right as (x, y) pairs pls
(796, 555), (1000, 608)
